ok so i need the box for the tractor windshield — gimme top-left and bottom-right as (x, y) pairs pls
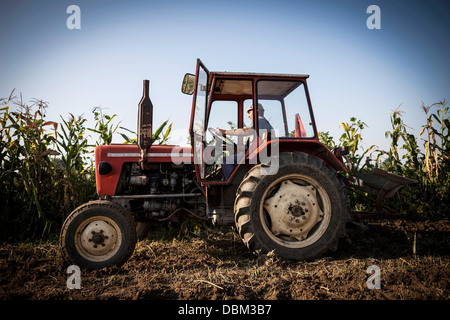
(256, 80), (315, 138)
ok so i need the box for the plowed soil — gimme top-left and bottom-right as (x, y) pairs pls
(0, 219), (449, 300)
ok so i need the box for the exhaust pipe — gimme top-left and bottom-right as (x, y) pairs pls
(137, 79), (153, 170)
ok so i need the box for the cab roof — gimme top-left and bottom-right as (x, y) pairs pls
(210, 72), (310, 79)
(209, 72), (310, 97)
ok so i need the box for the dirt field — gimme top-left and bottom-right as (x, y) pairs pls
(0, 218), (449, 301)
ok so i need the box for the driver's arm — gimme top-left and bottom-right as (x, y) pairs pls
(216, 127), (252, 137)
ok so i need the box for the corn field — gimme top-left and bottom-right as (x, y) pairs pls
(320, 100), (449, 219)
(0, 91), (448, 242)
(0, 91), (171, 242)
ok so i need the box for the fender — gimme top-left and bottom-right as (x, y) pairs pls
(248, 139), (348, 173)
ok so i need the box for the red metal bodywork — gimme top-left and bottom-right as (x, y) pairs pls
(95, 144), (193, 196)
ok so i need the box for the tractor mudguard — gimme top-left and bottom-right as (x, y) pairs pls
(248, 138), (348, 173)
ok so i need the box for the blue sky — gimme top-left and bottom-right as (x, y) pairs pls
(1, 0), (449, 154)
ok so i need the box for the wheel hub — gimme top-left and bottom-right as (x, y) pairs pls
(90, 230), (107, 245)
(289, 204), (304, 217)
(263, 180), (324, 240)
(80, 220), (118, 257)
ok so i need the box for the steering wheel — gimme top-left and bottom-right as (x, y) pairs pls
(207, 127), (237, 150)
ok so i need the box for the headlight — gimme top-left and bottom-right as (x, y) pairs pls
(98, 161), (112, 175)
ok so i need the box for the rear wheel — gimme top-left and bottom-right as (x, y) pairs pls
(60, 200), (137, 269)
(235, 152), (349, 260)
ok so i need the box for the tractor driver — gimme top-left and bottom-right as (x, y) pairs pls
(215, 103), (273, 140)
(215, 103), (274, 180)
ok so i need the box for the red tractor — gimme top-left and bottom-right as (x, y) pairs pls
(60, 59), (416, 269)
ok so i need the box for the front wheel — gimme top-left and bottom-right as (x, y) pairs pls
(234, 152), (349, 260)
(60, 200), (137, 269)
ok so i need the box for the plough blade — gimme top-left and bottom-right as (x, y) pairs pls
(345, 168), (418, 216)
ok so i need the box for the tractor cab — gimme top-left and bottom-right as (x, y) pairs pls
(182, 59), (320, 186)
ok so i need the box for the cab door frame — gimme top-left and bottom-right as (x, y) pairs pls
(189, 59), (210, 181)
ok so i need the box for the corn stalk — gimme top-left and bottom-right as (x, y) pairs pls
(419, 100), (449, 183)
(339, 117), (376, 173)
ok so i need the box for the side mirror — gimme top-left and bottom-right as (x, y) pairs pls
(181, 73), (195, 95)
